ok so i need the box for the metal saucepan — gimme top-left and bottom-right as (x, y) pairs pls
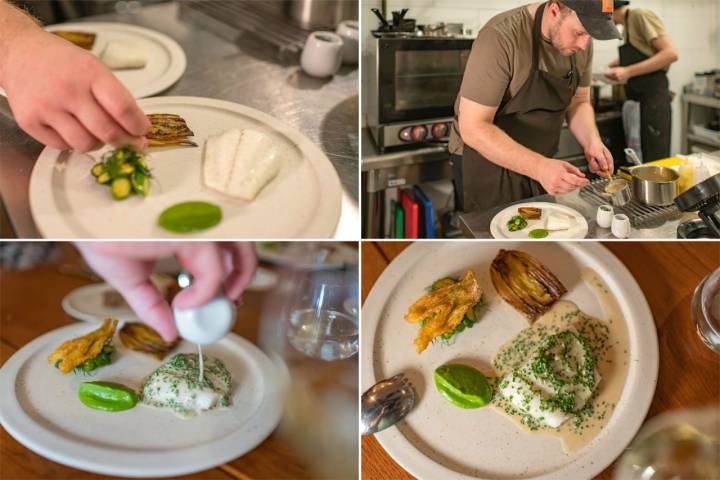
(630, 165), (680, 207)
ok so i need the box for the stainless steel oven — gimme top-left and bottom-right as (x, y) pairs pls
(367, 36), (473, 150)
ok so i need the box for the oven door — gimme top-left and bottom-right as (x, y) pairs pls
(377, 38), (472, 124)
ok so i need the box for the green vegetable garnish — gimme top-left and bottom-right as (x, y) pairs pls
(158, 201), (223, 233)
(74, 344), (115, 373)
(431, 277), (458, 291)
(434, 364), (493, 409)
(507, 215), (528, 232)
(78, 381), (137, 412)
(528, 229), (550, 239)
(93, 146), (152, 200)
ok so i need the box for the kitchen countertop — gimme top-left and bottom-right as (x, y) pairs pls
(0, 2), (358, 239)
(361, 241), (720, 480)
(457, 189), (698, 239)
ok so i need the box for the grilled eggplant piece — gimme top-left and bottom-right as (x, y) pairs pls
(147, 114), (197, 147)
(490, 250), (566, 321)
(52, 31), (96, 50)
(405, 270), (482, 353)
(518, 207), (542, 220)
(119, 322), (178, 360)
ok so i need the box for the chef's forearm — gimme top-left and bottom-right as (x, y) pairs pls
(460, 121), (548, 180)
(0, 1), (42, 85)
(566, 100), (601, 149)
(626, 49), (678, 78)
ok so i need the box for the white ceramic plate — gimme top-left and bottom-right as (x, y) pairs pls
(0, 325), (285, 477)
(489, 202), (588, 239)
(361, 242), (658, 480)
(29, 96), (342, 238)
(0, 23), (186, 99)
(256, 242), (357, 270)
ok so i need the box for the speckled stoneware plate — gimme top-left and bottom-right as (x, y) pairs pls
(361, 242), (658, 480)
(0, 325), (285, 477)
(490, 202), (588, 239)
(28, 96), (342, 238)
(0, 22), (186, 99)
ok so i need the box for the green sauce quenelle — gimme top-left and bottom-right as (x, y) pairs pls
(78, 381), (137, 412)
(434, 364), (493, 409)
(158, 201), (222, 233)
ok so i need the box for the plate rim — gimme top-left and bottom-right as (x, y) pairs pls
(0, 324), (285, 478)
(360, 242), (659, 480)
(28, 96), (342, 239)
(489, 202), (589, 239)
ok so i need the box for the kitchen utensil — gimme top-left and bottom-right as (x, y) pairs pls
(611, 213), (631, 238)
(361, 373), (416, 435)
(596, 204), (614, 228)
(300, 31), (343, 78)
(336, 20), (358, 64)
(624, 148), (643, 166)
(692, 267), (720, 353)
(630, 166), (679, 207)
(675, 174), (720, 238)
(605, 178), (632, 207)
(288, 0), (358, 30)
(370, 8), (389, 27)
(174, 296), (236, 345)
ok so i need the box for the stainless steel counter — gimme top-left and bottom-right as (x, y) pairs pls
(0, 2), (358, 238)
(457, 190), (698, 239)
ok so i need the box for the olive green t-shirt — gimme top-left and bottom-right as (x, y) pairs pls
(624, 8), (668, 67)
(449, 4), (593, 155)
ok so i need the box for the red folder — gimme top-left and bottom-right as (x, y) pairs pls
(400, 189), (419, 239)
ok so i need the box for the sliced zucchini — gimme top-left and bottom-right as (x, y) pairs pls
(119, 163), (135, 175)
(131, 172), (149, 196)
(111, 177), (132, 200)
(91, 163), (105, 177)
(96, 172), (111, 184)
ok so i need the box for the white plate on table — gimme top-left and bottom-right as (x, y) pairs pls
(29, 96), (343, 238)
(0, 325), (285, 478)
(361, 242), (658, 480)
(490, 202), (588, 239)
(256, 242), (357, 270)
(0, 23), (186, 99)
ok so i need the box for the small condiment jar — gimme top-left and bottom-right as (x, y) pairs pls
(173, 295), (236, 345)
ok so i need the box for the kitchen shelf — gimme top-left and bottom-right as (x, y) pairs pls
(681, 92), (720, 153)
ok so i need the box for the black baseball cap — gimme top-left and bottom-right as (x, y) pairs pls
(561, 0), (622, 40)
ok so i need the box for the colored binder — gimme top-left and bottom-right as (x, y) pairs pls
(413, 185), (435, 239)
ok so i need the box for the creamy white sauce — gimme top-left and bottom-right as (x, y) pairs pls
(491, 268), (630, 453)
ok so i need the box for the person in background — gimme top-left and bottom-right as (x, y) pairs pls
(0, 0), (149, 152)
(76, 242), (257, 342)
(605, 0), (678, 162)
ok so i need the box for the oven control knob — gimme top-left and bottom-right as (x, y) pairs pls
(399, 127), (413, 142)
(431, 122), (449, 139)
(411, 125), (428, 142)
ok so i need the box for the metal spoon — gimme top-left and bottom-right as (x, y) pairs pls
(361, 373), (416, 435)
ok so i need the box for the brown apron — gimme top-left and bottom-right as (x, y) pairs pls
(453, 2), (579, 212)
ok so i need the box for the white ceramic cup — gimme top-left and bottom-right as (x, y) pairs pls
(596, 204), (614, 229)
(336, 20), (359, 65)
(611, 214), (631, 239)
(174, 296), (236, 345)
(300, 31), (343, 78)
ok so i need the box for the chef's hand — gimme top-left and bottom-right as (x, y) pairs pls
(605, 66), (631, 83)
(76, 242), (258, 342)
(0, 27), (149, 152)
(584, 137), (614, 176)
(536, 158), (590, 196)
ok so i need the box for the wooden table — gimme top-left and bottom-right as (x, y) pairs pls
(0, 244), (355, 480)
(361, 241), (720, 480)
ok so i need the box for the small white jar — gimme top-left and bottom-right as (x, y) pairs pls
(336, 20), (359, 65)
(174, 296), (236, 345)
(611, 214), (631, 239)
(300, 31), (343, 78)
(596, 204), (614, 229)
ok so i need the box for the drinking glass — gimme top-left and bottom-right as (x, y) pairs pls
(692, 267), (720, 354)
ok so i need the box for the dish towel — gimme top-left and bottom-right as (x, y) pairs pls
(622, 100), (643, 163)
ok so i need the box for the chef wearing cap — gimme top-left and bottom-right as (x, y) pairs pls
(606, 1), (678, 162)
(449, 0), (621, 212)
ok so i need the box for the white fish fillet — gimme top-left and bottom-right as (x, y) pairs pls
(546, 213), (572, 231)
(100, 40), (147, 69)
(203, 128), (285, 201)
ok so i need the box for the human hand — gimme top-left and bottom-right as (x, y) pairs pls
(535, 158), (590, 196)
(76, 242), (258, 342)
(0, 29), (149, 152)
(605, 66), (631, 83)
(584, 137), (614, 176)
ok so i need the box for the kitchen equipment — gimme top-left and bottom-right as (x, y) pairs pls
(611, 214), (631, 239)
(629, 166), (679, 207)
(366, 35), (472, 150)
(361, 373), (416, 435)
(288, 0), (358, 30)
(605, 178), (632, 207)
(596, 204), (614, 228)
(336, 20), (358, 64)
(675, 174), (720, 238)
(624, 148), (643, 166)
(300, 31), (343, 77)
(371, 8), (415, 33)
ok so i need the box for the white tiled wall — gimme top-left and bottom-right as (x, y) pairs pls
(362, 0), (720, 153)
